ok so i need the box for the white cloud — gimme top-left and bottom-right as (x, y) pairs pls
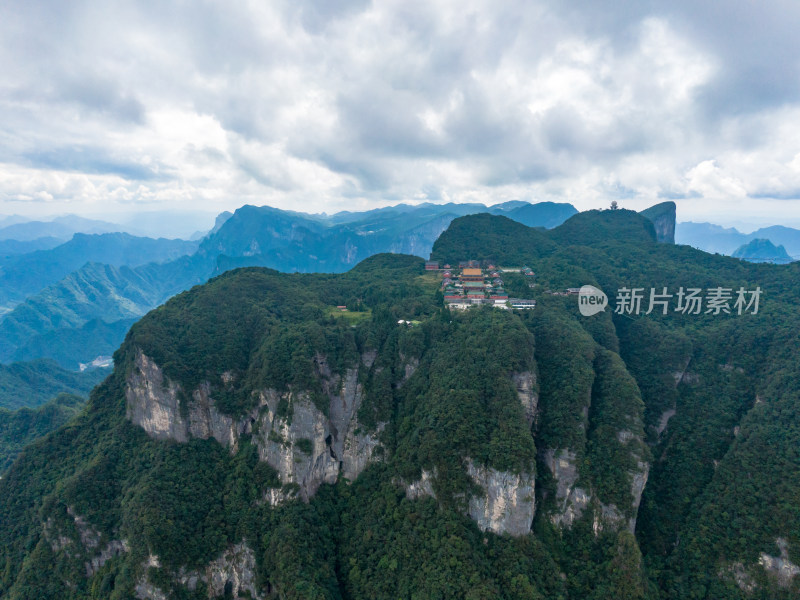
(1, 0), (800, 224)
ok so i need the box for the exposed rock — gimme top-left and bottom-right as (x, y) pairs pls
(640, 201), (676, 244)
(512, 371), (538, 426)
(126, 350), (384, 501)
(67, 506), (101, 549)
(617, 429), (634, 443)
(361, 350), (377, 368)
(656, 409), (676, 436)
(136, 543), (264, 599)
(405, 469), (436, 500)
(125, 351), (239, 447)
(188, 382), (239, 449)
(253, 366), (382, 499)
(44, 517), (73, 553)
(630, 460), (649, 519)
(135, 581), (168, 600)
(397, 355), (419, 386)
(542, 449), (588, 527)
(125, 352), (188, 442)
(205, 543), (264, 599)
(723, 562), (757, 594)
(342, 420), (385, 481)
(85, 540), (129, 577)
(759, 538), (800, 589)
(254, 391), (338, 500)
(465, 459), (535, 536)
(263, 487), (297, 507)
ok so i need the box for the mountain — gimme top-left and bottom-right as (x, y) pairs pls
(0, 393), (84, 473)
(0, 202), (578, 367)
(1, 210), (797, 598)
(0, 233), (198, 310)
(733, 238), (794, 264)
(0, 359), (108, 410)
(0, 237), (64, 259)
(676, 221), (800, 258)
(502, 201), (579, 229)
(9, 318), (137, 370)
(0, 257), (211, 365)
(192, 210), (233, 240)
(0, 216), (30, 229)
(639, 201), (676, 243)
(747, 225), (800, 257)
(0, 215), (124, 242)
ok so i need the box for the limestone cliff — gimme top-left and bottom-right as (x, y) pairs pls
(640, 201), (676, 244)
(542, 449), (589, 528)
(466, 459), (536, 536)
(135, 543), (264, 600)
(512, 371), (538, 426)
(125, 350), (383, 501)
(403, 458), (536, 537)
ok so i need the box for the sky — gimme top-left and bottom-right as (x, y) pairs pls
(2, 0), (800, 228)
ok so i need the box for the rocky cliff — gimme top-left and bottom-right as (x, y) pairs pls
(640, 201), (676, 244)
(125, 350), (384, 501)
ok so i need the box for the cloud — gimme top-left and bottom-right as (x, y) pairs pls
(1, 0), (800, 224)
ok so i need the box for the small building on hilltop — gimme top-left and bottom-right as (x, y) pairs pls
(510, 298), (536, 309)
(425, 261), (440, 271)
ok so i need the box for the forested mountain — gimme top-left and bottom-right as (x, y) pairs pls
(0, 209), (796, 599)
(0, 233), (198, 310)
(0, 394), (85, 472)
(503, 201), (579, 229)
(676, 222), (800, 257)
(733, 239), (794, 264)
(0, 202), (577, 368)
(0, 359), (108, 410)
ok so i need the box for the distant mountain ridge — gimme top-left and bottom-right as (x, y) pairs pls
(0, 215), (124, 242)
(676, 221), (800, 257)
(0, 201), (580, 367)
(0, 233), (198, 311)
(0, 359), (108, 410)
(732, 238), (794, 264)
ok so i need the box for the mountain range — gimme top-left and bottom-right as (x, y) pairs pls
(0, 233), (198, 311)
(0, 208), (797, 598)
(676, 222), (800, 258)
(0, 201), (580, 368)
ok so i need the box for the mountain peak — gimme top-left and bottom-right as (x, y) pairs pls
(639, 201), (676, 243)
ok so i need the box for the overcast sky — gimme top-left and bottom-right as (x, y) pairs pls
(2, 0), (800, 228)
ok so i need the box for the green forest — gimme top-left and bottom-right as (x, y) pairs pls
(0, 210), (798, 599)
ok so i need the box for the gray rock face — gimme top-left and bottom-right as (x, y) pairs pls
(85, 540), (129, 577)
(404, 469), (436, 500)
(403, 460), (536, 537)
(135, 543), (264, 600)
(543, 449), (588, 527)
(759, 538), (800, 589)
(254, 390), (339, 500)
(512, 371), (538, 426)
(126, 352), (240, 446)
(125, 352), (189, 442)
(125, 350), (383, 501)
(205, 543), (264, 599)
(640, 201), (676, 244)
(43, 506), (131, 578)
(465, 459), (535, 536)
